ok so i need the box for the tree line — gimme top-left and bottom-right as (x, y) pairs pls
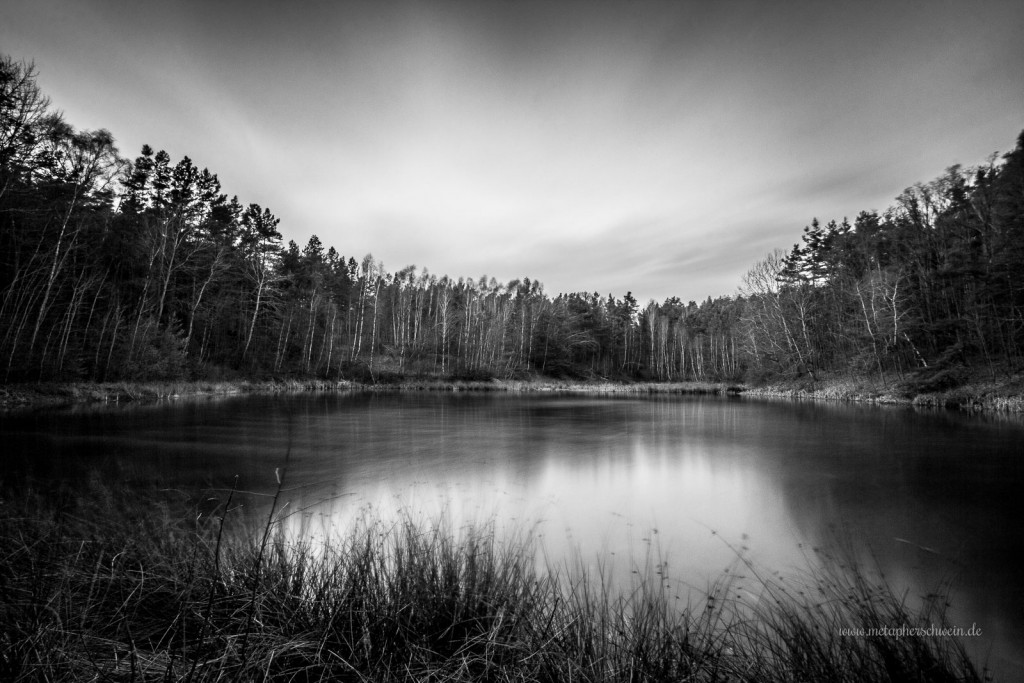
(2, 55), (1023, 385)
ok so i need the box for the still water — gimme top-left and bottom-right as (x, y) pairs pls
(2, 392), (1022, 676)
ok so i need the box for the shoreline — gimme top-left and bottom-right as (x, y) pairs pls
(0, 377), (735, 409)
(2, 372), (1022, 412)
(741, 373), (1024, 413)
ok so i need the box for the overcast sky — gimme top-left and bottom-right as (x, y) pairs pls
(3, 0), (1022, 303)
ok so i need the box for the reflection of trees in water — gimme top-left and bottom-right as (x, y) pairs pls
(762, 403), (1024, 680)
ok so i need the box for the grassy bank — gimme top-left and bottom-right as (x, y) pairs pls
(744, 368), (1024, 413)
(0, 378), (352, 408)
(367, 378), (734, 395)
(0, 377), (733, 409)
(0, 484), (989, 682)
(4, 369), (1023, 413)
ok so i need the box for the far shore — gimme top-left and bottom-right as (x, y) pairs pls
(0, 377), (733, 409)
(742, 372), (1024, 413)
(2, 370), (1022, 412)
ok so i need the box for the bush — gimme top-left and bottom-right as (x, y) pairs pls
(901, 365), (970, 395)
(339, 360), (404, 384)
(114, 320), (189, 381)
(448, 366), (496, 382)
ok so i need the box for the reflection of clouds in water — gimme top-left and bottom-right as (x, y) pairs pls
(276, 416), (807, 599)
(529, 439), (803, 582)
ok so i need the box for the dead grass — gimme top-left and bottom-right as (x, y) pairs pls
(0, 482), (990, 682)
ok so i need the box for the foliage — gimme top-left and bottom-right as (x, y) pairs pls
(2, 53), (1023, 386)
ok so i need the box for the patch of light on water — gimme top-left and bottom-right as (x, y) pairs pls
(267, 436), (810, 604)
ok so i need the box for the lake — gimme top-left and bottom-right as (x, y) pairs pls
(2, 392), (1022, 677)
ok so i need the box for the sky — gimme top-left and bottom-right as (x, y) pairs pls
(2, 0), (1022, 304)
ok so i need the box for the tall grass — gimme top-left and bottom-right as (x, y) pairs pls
(0, 482), (989, 682)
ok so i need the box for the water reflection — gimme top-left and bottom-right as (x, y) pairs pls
(2, 392), (1022, 677)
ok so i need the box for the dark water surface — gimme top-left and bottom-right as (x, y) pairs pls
(2, 392), (1022, 676)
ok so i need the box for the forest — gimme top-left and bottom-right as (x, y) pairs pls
(2, 54), (1023, 387)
